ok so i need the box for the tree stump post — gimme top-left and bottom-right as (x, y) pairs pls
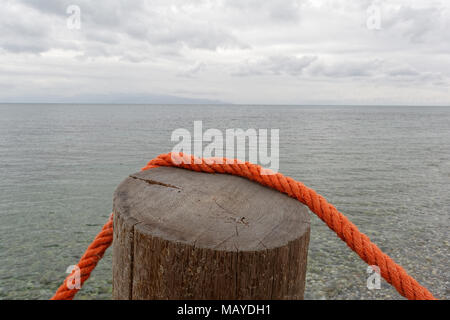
(112, 166), (310, 299)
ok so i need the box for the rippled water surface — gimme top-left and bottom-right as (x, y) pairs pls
(0, 104), (448, 300)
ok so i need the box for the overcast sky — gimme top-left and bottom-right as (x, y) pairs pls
(1, 0), (450, 105)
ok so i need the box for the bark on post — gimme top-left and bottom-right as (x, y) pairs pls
(112, 166), (310, 299)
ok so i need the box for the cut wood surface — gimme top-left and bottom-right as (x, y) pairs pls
(113, 166), (310, 299)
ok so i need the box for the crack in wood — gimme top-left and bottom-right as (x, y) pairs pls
(129, 175), (181, 189)
(213, 198), (250, 227)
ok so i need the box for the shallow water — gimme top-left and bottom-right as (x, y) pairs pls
(0, 104), (448, 300)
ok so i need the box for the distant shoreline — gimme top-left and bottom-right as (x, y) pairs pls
(1, 102), (450, 108)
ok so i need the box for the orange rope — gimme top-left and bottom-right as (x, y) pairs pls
(51, 213), (113, 300)
(51, 152), (437, 300)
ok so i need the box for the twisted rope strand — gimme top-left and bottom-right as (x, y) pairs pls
(51, 213), (113, 300)
(142, 153), (436, 300)
(51, 153), (436, 300)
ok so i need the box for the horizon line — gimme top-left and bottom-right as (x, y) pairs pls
(1, 102), (450, 107)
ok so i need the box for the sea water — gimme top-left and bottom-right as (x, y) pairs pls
(0, 104), (448, 299)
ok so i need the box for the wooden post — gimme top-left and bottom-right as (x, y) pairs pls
(112, 166), (310, 299)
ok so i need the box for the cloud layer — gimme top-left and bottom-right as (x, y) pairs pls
(1, 0), (449, 105)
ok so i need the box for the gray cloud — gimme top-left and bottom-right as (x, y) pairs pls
(308, 59), (383, 78)
(0, 2), (51, 53)
(226, 0), (303, 23)
(1, 0), (449, 105)
(234, 55), (317, 76)
(382, 5), (446, 43)
(178, 62), (207, 78)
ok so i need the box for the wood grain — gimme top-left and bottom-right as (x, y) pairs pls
(112, 166), (310, 299)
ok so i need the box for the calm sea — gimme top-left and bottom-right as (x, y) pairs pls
(0, 104), (448, 300)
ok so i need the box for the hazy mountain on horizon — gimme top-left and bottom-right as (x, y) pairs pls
(0, 93), (226, 105)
